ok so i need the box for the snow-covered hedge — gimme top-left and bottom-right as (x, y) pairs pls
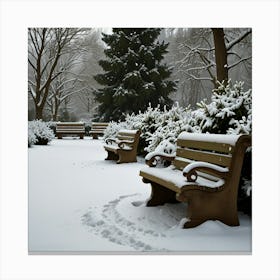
(28, 120), (55, 146)
(28, 127), (37, 147)
(104, 80), (252, 156)
(191, 80), (252, 135)
(104, 103), (193, 154)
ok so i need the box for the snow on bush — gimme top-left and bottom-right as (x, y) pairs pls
(191, 80), (252, 135)
(28, 127), (37, 147)
(28, 120), (55, 145)
(104, 80), (252, 158)
(104, 103), (193, 155)
(104, 80), (251, 155)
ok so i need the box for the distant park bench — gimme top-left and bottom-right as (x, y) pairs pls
(140, 132), (251, 228)
(89, 122), (109, 139)
(56, 122), (85, 139)
(103, 129), (141, 164)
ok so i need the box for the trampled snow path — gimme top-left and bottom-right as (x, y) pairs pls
(81, 193), (189, 252)
(82, 194), (165, 251)
(29, 138), (252, 253)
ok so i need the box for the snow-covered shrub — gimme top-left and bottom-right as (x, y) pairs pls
(145, 139), (177, 167)
(103, 103), (193, 155)
(143, 104), (193, 153)
(28, 127), (37, 147)
(104, 80), (251, 155)
(192, 80), (252, 135)
(28, 120), (55, 145)
(103, 120), (132, 140)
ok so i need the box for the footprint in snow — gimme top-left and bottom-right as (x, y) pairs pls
(81, 194), (168, 251)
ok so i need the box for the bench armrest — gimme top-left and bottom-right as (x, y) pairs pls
(105, 137), (117, 145)
(145, 152), (175, 167)
(182, 161), (229, 182)
(118, 140), (134, 149)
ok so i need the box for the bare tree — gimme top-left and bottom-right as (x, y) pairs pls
(28, 28), (88, 119)
(160, 28), (252, 108)
(176, 28), (252, 86)
(46, 74), (86, 121)
(69, 29), (105, 120)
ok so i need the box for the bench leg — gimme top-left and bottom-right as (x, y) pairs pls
(92, 134), (98, 139)
(146, 182), (178, 206)
(177, 189), (240, 228)
(57, 134), (62, 139)
(117, 151), (137, 164)
(105, 150), (119, 161)
(80, 134), (84, 139)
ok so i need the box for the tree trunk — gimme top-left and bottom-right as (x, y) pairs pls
(211, 28), (228, 84)
(35, 106), (43, 120)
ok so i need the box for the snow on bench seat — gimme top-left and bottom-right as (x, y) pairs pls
(140, 165), (225, 193)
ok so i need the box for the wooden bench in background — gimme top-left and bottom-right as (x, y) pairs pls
(56, 122), (85, 139)
(89, 122), (109, 139)
(140, 132), (251, 228)
(103, 129), (141, 164)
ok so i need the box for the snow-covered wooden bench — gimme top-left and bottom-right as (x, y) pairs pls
(104, 129), (141, 164)
(140, 132), (251, 228)
(56, 122), (85, 139)
(89, 122), (109, 139)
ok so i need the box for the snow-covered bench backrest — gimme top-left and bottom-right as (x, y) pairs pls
(174, 132), (251, 183)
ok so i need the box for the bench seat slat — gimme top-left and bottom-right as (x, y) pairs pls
(103, 144), (133, 152)
(140, 165), (225, 192)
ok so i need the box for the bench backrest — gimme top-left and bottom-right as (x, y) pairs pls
(117, 129), (141, 149)
(174, 132), (251, 186)
(91, 122), (109, 131)
(56, 122), (85, 132)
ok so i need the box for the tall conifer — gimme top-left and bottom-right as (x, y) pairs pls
(94, 28), (176, 121)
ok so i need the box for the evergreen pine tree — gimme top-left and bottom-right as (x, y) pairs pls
(94, 28), (177, 121)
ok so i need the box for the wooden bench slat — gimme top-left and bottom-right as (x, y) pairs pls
(177, 139), (234, 154)
(89, 122), (109, 139)
(117, 135), (135, 141)
(56, 122), (85, 139)
(139, 170), (180, 193)
(118, 130), (139, 137)
(176, 147), (232, 167)
(92, 122), (109, 126)
(173, 158), (227, 179)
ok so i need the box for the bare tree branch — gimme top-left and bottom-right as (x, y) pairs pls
(228, 56), (252, 70)
(226, 29), (252, 51)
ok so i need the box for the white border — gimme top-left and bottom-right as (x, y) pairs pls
(1, 0), (280, 279)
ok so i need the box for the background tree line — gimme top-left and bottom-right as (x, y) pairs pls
(28, 27), (252, 122)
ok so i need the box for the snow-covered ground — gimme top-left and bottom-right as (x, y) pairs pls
(28, 137), (251, 253)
